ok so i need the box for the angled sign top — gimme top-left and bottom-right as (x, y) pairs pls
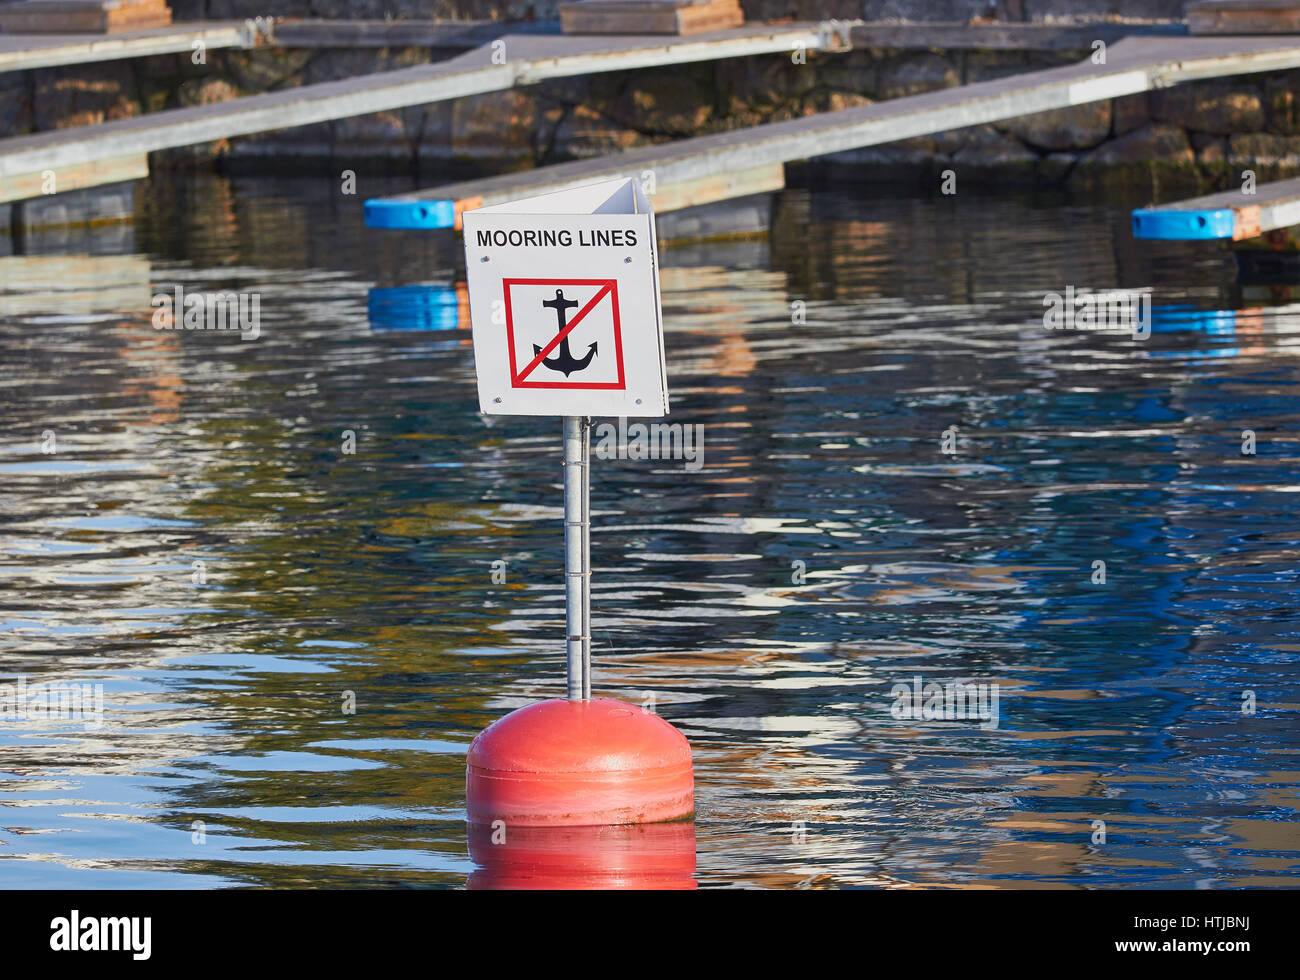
(462, 178), (669, 417)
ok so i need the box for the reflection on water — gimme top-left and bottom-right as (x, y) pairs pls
(1, 174), (1297, 888)
(465, 821), (697, 890)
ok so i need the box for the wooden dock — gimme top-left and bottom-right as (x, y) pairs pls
(367, 33), (1300, 229)
(0, 20), (251, 72)
(1132, 176), (1300, 240)
(10, 20), (1300, 233)
(0, 23), (839, 205)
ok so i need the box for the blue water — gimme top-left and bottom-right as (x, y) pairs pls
(0, 175), (1297, 887)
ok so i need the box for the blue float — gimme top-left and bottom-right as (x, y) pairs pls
(363, 197), (456, 230)
(1131, 207), (1236, 240)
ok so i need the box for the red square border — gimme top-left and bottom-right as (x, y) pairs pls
(503, 278), (627, 390)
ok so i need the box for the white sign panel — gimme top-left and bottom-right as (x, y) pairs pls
(462, 177), (669, 418)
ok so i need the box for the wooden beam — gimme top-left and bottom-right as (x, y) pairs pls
(0, 153), (146, 205)
(0, 0), (172, 36)
(645, 163), (783, 213)
(367, 162), (786, 230)
(0, 22), (249, 72)
(558, 0), (745, 37)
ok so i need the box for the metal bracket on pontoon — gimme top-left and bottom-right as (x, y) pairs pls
(239, 16), (277, 48)
(816, 19), (858, 53)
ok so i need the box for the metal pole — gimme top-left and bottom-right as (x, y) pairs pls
(580, 415), (592, 700)
(563, 416), (591, 700)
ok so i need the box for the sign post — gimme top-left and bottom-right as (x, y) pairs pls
(461, 177), (694, 833)
(563, 414), (590, 700)
(462, 176), (670, 699)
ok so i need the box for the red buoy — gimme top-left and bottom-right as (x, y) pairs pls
(467, 697), (693, 827)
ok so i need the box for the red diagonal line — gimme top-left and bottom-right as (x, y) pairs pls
(517, 282), (613, 381)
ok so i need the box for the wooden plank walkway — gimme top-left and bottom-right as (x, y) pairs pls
(0, 21), (250, 72)
(0, 23), (837, 196)
(1132, 176), (1300, 240)
(367, 33), (1300, 228)
(0, 152), (145, 205)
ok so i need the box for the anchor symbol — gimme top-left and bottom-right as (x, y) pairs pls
(534, 288), (598, 377)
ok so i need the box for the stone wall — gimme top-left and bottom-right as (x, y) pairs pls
(858, 1), (1190, 22)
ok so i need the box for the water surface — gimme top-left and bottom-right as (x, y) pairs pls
(1, 174), (1297, 888)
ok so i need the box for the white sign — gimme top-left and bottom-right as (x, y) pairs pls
(462, 177), (669, 417)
